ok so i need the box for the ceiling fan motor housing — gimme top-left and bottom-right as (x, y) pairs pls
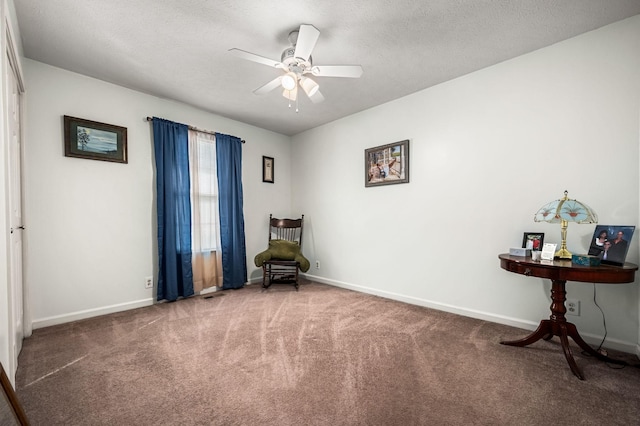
(281, 47), (311, 74)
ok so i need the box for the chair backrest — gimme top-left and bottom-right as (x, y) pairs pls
(269, 214), (304, 247)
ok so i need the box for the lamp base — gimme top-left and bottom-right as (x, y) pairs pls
(555, 248), (572, 259)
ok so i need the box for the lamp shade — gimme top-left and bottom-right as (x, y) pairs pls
(534, 191), (598, 224)
(533, 190), (597, 259)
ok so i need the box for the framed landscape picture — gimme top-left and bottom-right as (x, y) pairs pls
(64, 115), (127, 163)
(365, 139), (409, 187)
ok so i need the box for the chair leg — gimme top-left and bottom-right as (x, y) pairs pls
(262, 265), (269, 289)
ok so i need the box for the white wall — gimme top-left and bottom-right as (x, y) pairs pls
(293, 16), (640, 353)
(23, 59), (292, 327)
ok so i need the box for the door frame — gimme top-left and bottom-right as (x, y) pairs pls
(2, 1), (26, 382)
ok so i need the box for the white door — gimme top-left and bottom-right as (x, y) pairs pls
(6, 50), (24, 374)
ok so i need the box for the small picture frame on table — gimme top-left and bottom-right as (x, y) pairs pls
(587, 225), (635, 266)
(262, 156), (274, 183)
(522, 232), (544, 251)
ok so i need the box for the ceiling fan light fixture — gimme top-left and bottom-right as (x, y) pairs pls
(281, 72), (297, 91)
(300, 76), (319, 97)
(282, 86), (297, 101)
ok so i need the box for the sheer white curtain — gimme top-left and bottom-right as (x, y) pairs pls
(188, 130), (223, 292)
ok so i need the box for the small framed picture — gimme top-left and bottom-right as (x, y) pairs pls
(522, 232), (544, 251)
(262, 156), (274, 183)
(587, 225), (635, 266)
(64, 116), (127, 163)
(365, 140), (409, 187)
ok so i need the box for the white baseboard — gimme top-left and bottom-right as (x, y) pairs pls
(246, 276), (262, 285)
(32, 298), (154, 329)
(200, 286), (218, 295)
(31, 281), (261, 329)
(303, 273), (640, 356)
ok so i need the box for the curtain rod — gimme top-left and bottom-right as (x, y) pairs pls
(145, 117), (245, 143)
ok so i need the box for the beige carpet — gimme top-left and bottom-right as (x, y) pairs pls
(15, 281), (640, 425)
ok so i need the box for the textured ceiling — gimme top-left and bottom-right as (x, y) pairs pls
(14, 1), (640, 136)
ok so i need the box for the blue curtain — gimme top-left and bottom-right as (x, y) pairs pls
(215, 133), (247, 289)
(152, 118), (194, 301)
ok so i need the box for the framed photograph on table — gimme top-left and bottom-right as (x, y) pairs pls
(262, 156), (274, 183)
(587, 225), (635, 266)
(522, 232), (544, 251)
(64, 115), (127, 163)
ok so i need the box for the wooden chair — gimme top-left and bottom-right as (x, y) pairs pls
(262, 214), (304, 290)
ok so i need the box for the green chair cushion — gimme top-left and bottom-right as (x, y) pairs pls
(254, 239), (310, 272)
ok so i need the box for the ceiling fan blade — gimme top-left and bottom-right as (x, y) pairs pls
(229, 48), (283, 69)
(293, 24), (320, 61)
(253, 76), (283, 95)
(308, 89), (325, 104)
(311, 65), (363, 78)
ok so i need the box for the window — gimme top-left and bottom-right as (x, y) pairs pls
(189, 131), (219, 252)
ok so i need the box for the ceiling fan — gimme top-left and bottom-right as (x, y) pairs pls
(229, 24), (363, 108)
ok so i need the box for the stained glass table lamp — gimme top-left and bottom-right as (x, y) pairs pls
(534, 190), (598, 259)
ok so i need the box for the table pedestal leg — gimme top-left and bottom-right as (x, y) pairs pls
(500, 279), (625, 380)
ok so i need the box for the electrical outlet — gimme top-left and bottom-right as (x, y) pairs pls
(566, 299), (580, 316)
(315, 261), (320, 269)
(145, 276), (153, 289)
